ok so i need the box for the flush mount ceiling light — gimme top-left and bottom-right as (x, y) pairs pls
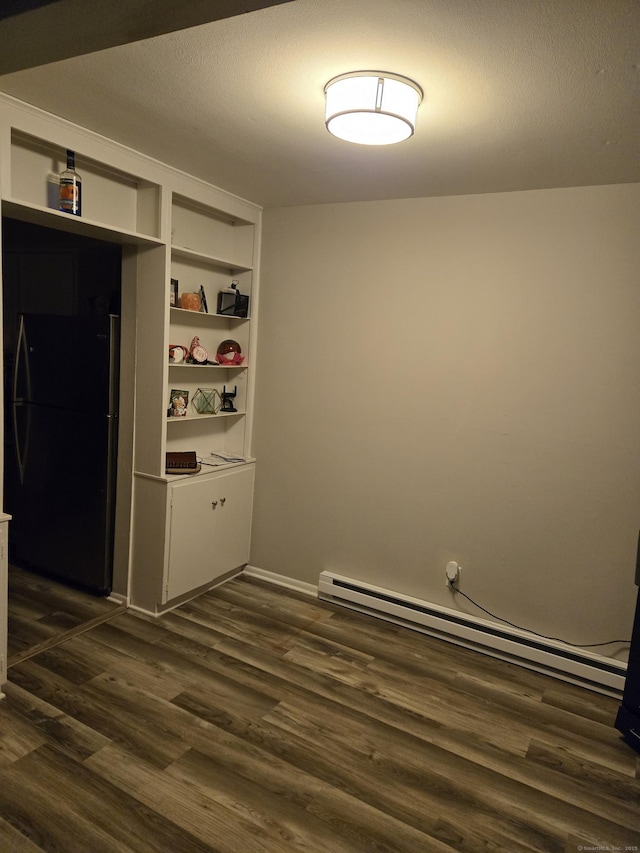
(324, 71), (423, 146)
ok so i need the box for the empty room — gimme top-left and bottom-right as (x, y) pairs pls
(0, 1), (638, 851)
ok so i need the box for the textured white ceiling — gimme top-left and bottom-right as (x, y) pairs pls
(0, 0), (638, 208)
(0, 0), (293, 73)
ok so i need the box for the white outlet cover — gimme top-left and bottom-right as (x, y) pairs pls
(445, 561), (459, 581)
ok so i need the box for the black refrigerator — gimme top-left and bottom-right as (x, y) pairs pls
(6, 313), (119, 595)
(615, 531), (640, 752)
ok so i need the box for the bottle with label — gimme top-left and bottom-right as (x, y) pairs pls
(58, 149), (82, 216)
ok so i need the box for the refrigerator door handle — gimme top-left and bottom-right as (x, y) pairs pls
(108, 314), (120, 417)
(13, 314), (32, 402)
(13, 315), (31, 484)
(12, 401), (28, 485)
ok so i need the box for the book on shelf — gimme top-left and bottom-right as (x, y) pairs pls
(170, 278), (179, 307)
(166, 451), (201, 474)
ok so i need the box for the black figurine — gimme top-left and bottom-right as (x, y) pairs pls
(220, 385), (238, 413)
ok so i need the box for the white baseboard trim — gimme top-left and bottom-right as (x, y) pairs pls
(243, 565), (317, 597)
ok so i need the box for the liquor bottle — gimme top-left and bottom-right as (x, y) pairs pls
(58, 149), (82, 215)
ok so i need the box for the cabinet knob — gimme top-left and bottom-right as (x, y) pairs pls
(220, 497), (226, 506)
(211, 500), (218, 509)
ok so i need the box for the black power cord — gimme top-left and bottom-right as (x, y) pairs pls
(448, 580), (630, 648)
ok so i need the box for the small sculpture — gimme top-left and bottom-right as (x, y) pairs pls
(168, 344), (188, 364)
(220, 385), (238, 413)
(189, 336), (208, 364)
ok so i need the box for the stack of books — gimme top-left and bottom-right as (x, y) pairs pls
(165, 451), (201, 474)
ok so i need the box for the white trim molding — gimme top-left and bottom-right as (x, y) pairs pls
(243, 565), (317, 597)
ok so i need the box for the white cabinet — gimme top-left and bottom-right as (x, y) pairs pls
(131, 185), (260, 612)
(130, 464), (254, 612)
(167, 465), (254, 601)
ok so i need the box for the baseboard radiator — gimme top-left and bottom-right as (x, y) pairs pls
(318, 571), (627, 694)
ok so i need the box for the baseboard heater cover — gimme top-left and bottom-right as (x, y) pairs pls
(318, 571), (626, 693)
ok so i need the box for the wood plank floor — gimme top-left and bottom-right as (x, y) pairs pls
(0, 575), (638, 852)
(7, 564), (125, 665)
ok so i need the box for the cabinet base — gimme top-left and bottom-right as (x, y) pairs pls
(131, 565), (244, 617)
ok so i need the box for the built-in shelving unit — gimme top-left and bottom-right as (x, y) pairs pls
(154, 192), (256, 480)
(0, 93), (261, 636)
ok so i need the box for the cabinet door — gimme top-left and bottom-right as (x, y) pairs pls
(210, 466), (254, 577)
(166, 465), (254, 602)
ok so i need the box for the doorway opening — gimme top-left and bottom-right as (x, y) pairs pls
(2, 217), (124, 660)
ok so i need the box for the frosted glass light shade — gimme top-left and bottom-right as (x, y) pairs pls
(325, 72), (423, 145)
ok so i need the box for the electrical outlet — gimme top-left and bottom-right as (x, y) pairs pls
(445, 561), (461, 589)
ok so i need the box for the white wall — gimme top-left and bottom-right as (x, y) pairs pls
(251, 184), (640, 653)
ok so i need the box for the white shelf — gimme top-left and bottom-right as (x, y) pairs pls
(166, 411), (245, 423)
(9, 128), (162, 238)
(169, 307), (249, 323)
(171, 193), (254, 270)
(161, 456), (256, 482)
(171, 244), (252, 272)
(168, 363), (248, 370)
(2, 198), (164, 247)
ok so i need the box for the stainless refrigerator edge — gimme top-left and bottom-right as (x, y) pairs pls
(7, 313), (119, 595)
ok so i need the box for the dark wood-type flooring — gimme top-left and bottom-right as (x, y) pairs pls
(7, 564), (125, 666)
(1, 574), (639, 852)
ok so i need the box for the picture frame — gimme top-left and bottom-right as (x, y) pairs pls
(170, 278), (179, 307)
(168, 389), (189, 417)
(217, 282), (249, 318)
